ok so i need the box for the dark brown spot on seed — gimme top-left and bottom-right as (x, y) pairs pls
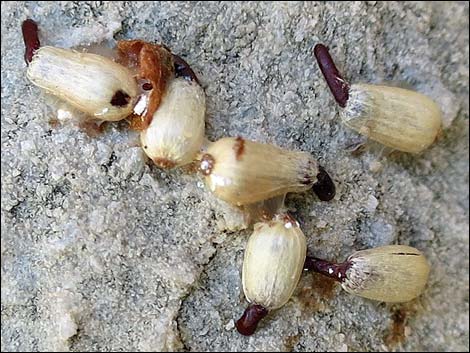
(235, 304), (269, 336)
(233, 136), (245, 161)
(110, 90), (131, 107)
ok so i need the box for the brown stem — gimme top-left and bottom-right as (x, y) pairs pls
(313, 43), (349, 107)
(303, 256), (350, 282)
(312, 165), (336, 201)
(172, 53), (200, 85)
(235, 304), (269, 336)
(22, 19), (41, 64)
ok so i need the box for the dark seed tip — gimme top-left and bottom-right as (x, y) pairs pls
(22, 19), (40, 64)
(312, 165), (336, 201)
(313, 43), (328, 58)
(303, 256), (351, 283)
(313, 43), (349, 108)
(22, 19), (37, 28)
(235, 304), (269, 336)
(303, 255), (315, 271)
(172, 53), (200, 85)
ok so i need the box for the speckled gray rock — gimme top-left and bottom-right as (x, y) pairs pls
(1, 2), (468, 352)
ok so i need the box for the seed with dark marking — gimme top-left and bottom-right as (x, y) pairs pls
(110, 90), (131, 107)
(314, 43), (442, 154)
(22, 19), (41, 64)
(313, 44), (349, 108)
(202, 137), (319, 206)
(304, 245), (430, 303)
(239, 214), (306, 335)
(312, 165), (336, 201)
(233, 136), (245, 161)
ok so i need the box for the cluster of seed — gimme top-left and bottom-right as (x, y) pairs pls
(22, 19), (440, 337)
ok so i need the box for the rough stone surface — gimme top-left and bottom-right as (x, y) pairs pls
(1, 2), (469, 352)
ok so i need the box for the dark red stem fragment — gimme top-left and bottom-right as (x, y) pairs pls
(312, 165), (336, 201)
(173, 53), (200, 85)
(22, 19), (41, 64)
(313, 44), (349, 107)
(303, 256), (350, 283)
(236, 304), (269, 336)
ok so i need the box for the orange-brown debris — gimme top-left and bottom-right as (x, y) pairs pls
(79, 120), (107, 138)
(384, 303), (418, 349)
(153, 157), (177, 169)
(117, 40), (175, 130)
(298, 273), (338, 315)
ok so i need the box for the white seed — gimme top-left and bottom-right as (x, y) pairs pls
(200, 137), (318, 206)
(27, 46), (139, 121)
(242, 214), (306, 310)
(342, 84), (442, 153)
(342, 245), (430, 303)
(140, 77), (206, 168)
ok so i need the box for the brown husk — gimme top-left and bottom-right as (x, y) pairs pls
(117, 40), (175, 130)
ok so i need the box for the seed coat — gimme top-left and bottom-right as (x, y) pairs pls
(342, 245), (430, 302)
(342, 84), (442, 153)
(200, 137), (319, 206)
(140, 77), (206, 168)
(314, 43), (442, 153)
(27, 46), (139, 121)
(305, 245), (431, 303)
(242, 214), (307, 310)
